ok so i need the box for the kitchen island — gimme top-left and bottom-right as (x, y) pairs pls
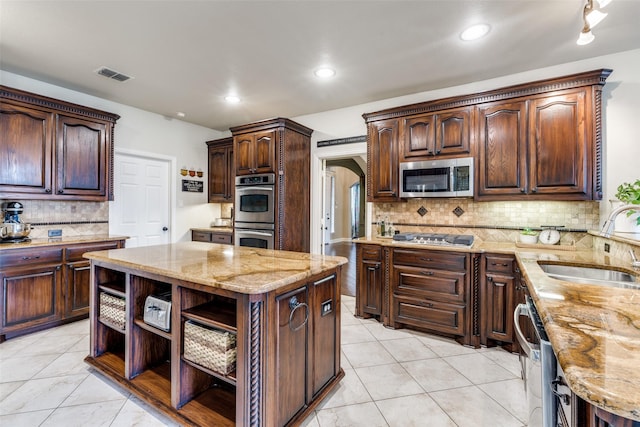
(84, 242), (347, 427)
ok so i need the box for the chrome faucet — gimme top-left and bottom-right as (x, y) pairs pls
(600, 204), (638, 238)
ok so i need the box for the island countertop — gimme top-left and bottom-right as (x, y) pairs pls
(84, 241), (348, 295)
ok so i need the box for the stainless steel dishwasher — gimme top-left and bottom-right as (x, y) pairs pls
(514, 295), (557, 427)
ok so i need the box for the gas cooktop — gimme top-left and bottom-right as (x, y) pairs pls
(392, 233), (474, 247)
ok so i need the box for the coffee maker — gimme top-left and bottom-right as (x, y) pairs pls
(1, 201), (32, 242)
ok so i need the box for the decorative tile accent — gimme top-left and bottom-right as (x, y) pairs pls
(417, 206), (428, 217)
(453, 206), (464, 217)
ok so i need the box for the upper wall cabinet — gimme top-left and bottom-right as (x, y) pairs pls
(0, 86), (119, 201)
(206, 137), (234, 203)
(363, 69), (611, 202)
(234, 129), (276, 175)
(401, 106), (472, 160)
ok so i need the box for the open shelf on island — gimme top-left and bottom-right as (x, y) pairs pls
(134, 319), (172, 340)
(98, 281), (126, 298)
(182, 300), (237, 333)
(182, 356), (237, 385)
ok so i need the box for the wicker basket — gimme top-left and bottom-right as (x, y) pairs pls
(183, 320), (237, 375)
(99, 292), (126, 330)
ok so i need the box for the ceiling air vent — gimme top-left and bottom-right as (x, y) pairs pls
(95, 66), (133, 82)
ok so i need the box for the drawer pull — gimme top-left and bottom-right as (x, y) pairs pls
(367, 266), (380, 271)
(494, 282), (506, 287)
(420, 302), (434, 308)
(491, 263), (509, 267)
(421, 271), (434, 276)
(420, 257), (433, 262)
(21, 256), (41, 260)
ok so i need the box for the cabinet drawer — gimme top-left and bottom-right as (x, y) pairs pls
(210, 233), (232, 244)
(66, 241), (121, 262)
(0, 247), (63, 268)
(361, 245), (381, 261)
(192, 231), (211, 242)
(393, 265), (466, 304)
(485, 255), (514, 274)
(393, 295), (465, 336)
(393, 248), (467, 271)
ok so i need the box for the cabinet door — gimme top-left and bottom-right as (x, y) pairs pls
(208, 145), (231, 202)
(1, 265), (62, 333)
(360, 259), (383, 316)
(65, 261), (91, 318)
(402, 114), (435, 159)
(484, 273), (515, 343)
(310, 274), (338, 397)
(528, 90), (589, 198)
(275, 286), (309, 426)
(476, 100), (528, 198)
(368, 119), (399, 201)
(0, 103), (54, 196)
(56, 115), (108, 198)
(435, 107), (471, 156)
(254, 130), (276, 174)
(234, 134), (254, 175)
(226, 146), (234, 200)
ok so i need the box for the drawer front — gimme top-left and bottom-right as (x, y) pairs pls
(393, 265), (467, 304)
(0, 247), (63, 268)
(210, 233), (232, 244)
(485, 255), (514, 274)
(66, 241), (122, 262)
(361, 245), (382, 261)
(393, 296), (465, 336)
(192, 231), (211, 242)
(393, 248), (467, 271)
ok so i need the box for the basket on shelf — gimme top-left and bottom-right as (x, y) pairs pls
(99, 292), (126, 330)
(183, 320), (237, 375)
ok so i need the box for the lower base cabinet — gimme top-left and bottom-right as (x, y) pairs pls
(0, 239), (124, 341)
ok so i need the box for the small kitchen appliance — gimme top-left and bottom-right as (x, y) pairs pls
(143, 291), (172, 332)
(1, 201), (32, 242)
(399, 157), (474, 198)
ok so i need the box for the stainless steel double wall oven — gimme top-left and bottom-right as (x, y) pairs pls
(234, 173), (275, 249)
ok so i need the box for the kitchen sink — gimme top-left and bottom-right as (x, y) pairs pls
(538, 263), (639, 289)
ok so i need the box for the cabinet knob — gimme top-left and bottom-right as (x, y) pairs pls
(57, 189), (64, 194)
(531, 187), (537, 193)
(162, 227), (168, 231)
(45, 188), (52, 193)
(520, 188), (525, 193)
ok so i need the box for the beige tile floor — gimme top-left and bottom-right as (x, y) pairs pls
(0, 295), (527, 426)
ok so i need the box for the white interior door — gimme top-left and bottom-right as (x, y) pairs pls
(110, 152), (171, 248)
(323, 169), (335, 248)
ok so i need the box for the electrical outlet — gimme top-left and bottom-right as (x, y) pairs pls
(604, 243), (610, 253)
(48, 229), (62, 237)
(321, 300), (332, 316)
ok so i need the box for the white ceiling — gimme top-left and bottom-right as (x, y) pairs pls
(2, 1), (639, 131)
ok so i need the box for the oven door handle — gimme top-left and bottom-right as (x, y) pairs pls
(239, 231), (273, 237)
(237, 186), (273, 192)
(514, 303), (541, 361)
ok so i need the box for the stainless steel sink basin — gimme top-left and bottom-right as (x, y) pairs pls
(538, 263), (639, 289)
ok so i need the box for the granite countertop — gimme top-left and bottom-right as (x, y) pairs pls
(191, 227), (234, 233)
(0, 234), (128, 250)
(354, 236), (640, 421)
(84, 241), (348, 295)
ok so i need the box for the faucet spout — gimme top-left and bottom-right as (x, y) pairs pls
(600, 204), (638, 238)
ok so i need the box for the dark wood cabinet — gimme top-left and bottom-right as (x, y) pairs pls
(0, 86), (119, 201)
(191, 229), (233, 245)
(481, 254), (518, 351)
(355, 244), (384, 318)
(0, 239), (124, 341)
(477, 89), (594, 200)
(206, 137), (234, 203)
(363, 69), (610, 202)
(234, 130), (275, 175)
(401, 107), (472, 160)
(390, 248), (472, 344)
(230, 118), (313, 252)
(367, 119), (400, 202)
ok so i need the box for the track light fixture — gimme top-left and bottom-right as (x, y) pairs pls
(577, 0), (611, 45)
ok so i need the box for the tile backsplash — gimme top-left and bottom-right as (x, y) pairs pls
(1, 200), (109, 238)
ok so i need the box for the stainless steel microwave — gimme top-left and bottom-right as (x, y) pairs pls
(399, 157), (473, 198)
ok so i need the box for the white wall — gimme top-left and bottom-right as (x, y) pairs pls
(296, 48), (640, 252)
(0, 70), (223, 242)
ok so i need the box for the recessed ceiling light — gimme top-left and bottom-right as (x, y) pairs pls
(314, 67), (336, 78)
(225, 95), (241, 103)
(176, 112), (186, 118)
(460, 24), (491, 41)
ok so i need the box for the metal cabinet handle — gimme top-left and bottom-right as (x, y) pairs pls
(421, 271), (434, 276)
(551, 378), (571, 406)
(288, 296), (309, 332)
(491, 262), (509, 266)
(514, 303), (540, 361)
(22, 255), (41, 260)
(420, 257), (433, 262)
